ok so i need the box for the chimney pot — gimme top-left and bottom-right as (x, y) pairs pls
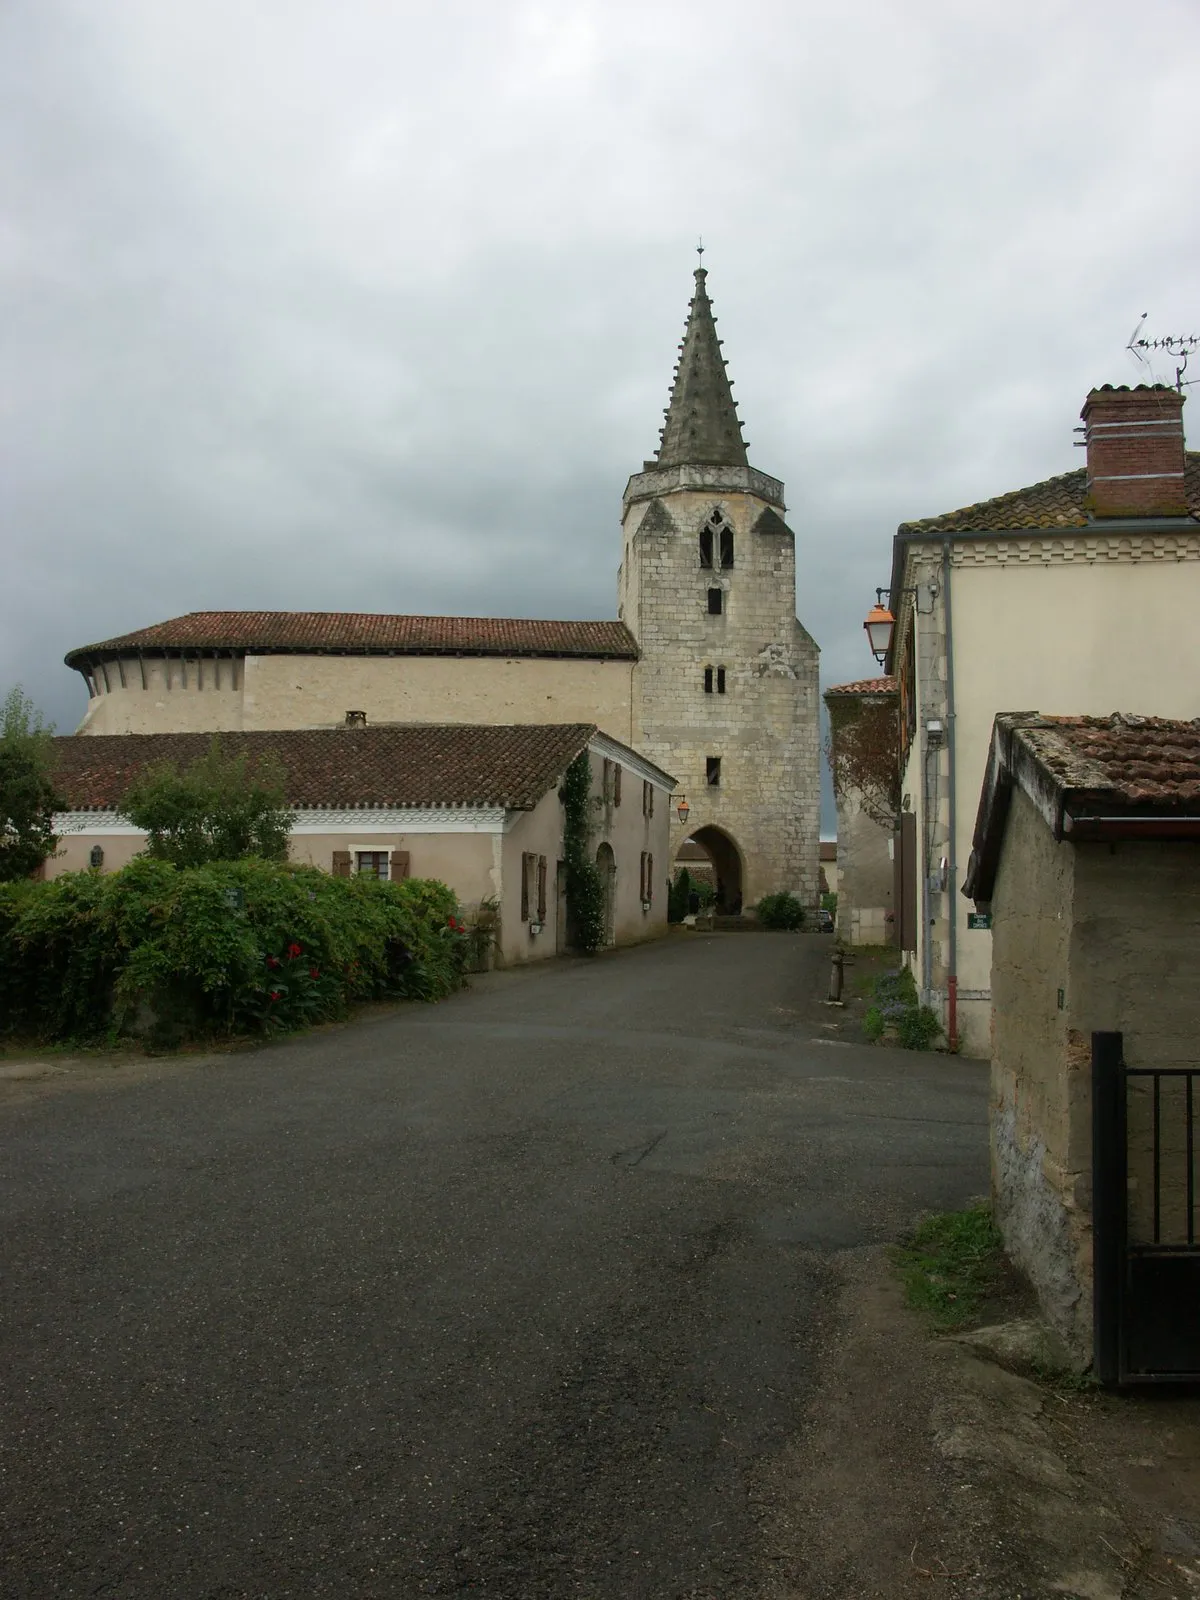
(344, 710), (367, 727)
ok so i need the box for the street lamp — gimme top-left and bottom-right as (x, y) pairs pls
(863, 600), (895, 665)
(676, 795), (690, 824)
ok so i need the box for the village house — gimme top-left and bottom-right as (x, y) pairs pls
(47, 723), (676, 966)
(867, 384), (1200, 1055)
(63, 264), (821, 915)
(823, 676), (896, 947)
(963, 712), (1200, 1375)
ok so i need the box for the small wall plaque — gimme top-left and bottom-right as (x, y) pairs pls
(967, 911), (992, 930)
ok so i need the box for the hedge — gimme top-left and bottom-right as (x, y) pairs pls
(0, 857), (469, 1045)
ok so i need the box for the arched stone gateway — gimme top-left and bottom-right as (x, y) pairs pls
(675, 825), (743, 915)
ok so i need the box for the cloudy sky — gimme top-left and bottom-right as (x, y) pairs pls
(3, 0), (1199, 823)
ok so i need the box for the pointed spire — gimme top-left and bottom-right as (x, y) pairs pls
(655, 264), (749, 470)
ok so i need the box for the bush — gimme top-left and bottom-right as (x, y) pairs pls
(755, 891), (805, 930)
(0, 857), (469, 1046)
(668, 868), (692, 924)
(863, 966), (941, 1050)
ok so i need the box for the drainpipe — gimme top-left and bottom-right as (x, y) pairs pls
(942, 539), (958, 1052)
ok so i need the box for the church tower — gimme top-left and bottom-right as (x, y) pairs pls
(618, 264), (820, 911)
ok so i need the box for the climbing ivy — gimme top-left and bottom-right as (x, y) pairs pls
(560, 751), (605, 954)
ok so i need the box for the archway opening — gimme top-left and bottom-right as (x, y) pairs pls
(674, 825), (743, 915)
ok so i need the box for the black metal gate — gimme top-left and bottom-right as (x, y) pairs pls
(1093, 1031), (1200, 1383)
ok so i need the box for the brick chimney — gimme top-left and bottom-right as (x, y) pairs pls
(1081, 384), (1187, 519)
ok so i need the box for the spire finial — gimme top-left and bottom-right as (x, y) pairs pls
(697, 235), (704, 263)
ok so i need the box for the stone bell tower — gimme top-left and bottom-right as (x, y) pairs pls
(617, 263), (820, 911)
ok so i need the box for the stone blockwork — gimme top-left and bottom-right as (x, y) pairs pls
(76, 654), (635, 743)
(620, 484), (820, 907)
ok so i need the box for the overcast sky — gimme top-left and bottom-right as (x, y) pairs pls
(3, 0), (1199, 828)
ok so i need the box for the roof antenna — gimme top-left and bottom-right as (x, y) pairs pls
(1127, 314), (1199, 391)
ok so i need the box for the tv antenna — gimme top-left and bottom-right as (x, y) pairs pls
(1126, 313), (1199, 391)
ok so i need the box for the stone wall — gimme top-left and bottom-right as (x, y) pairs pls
(622, 487), (820, 907)
(989, 786), (1088, 1355)
(835, 790), (894, 946)
(75, 653), (636, 744)
(991, 789), (1200, 1363)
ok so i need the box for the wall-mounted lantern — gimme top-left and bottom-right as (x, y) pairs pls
(863, 601), (895, 665)
(676, 795), (690, 824)
(89, 845), (104, 870)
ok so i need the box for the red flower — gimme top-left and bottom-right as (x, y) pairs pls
(310, 967), (320, 979)
(266, 956), (280, 969)
(269, 991), (281, 1002)
(287, 942), (303, 958)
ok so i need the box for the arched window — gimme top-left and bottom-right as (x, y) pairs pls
(700, 508), (734, 570)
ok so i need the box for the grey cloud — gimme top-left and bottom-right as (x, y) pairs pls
(3, 0), (1200, 835)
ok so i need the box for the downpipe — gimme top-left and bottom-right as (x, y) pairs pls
(943, 539), (958, 1053)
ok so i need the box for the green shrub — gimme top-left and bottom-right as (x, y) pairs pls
(755, 891), (805, 930)
(0, 857), (468, 1046)
(668, 868), (692, 924)
(898, 1005), (942, 1051)
(863, 965), (941, 1050)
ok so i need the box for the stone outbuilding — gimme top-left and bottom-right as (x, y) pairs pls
(964, 711), (1200, 1361)
(46, 723), (676, 967)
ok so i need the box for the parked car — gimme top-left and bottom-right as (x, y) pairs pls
(817, 908), (835, 933)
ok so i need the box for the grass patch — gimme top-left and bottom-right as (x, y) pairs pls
(895, 1203), (1006, 1329)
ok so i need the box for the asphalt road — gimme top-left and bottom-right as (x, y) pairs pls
(0, 933), (987, 1599)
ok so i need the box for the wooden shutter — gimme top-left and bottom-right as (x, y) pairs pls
(521, 853), (530, 921)
(332, 850), (351, 877)
(613, 765), (622, 806)
(390, 850), (410, 881)
(537, 855), (547, 921)
(647, 853), (653, 904)
(648, 782), (654, 818)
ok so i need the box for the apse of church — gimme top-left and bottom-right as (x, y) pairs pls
(618, 265), (820, 910)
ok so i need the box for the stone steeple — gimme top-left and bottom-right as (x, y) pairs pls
(655, 266), (749, 470)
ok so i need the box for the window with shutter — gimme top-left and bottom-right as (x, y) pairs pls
(521, 853), (531, 921)
(537, 856), (547, 921)
(356, 851), (389, 880)
(613, 765), (622, 806)
(647, 853), (653, 904)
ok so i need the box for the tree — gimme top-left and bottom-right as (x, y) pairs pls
(825, 693), (901, 830)
(121, 740), (292, 868)
(0, 686), (60, 882)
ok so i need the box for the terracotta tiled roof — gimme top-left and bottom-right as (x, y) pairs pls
(965, 712), (1200, 899)
(824, 676), (896, 696)
(897, 453), (1200, 536)
(65, 612), (639, 666)
(1013, 714), (1200, 809)
(49, 725), (598, 812)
